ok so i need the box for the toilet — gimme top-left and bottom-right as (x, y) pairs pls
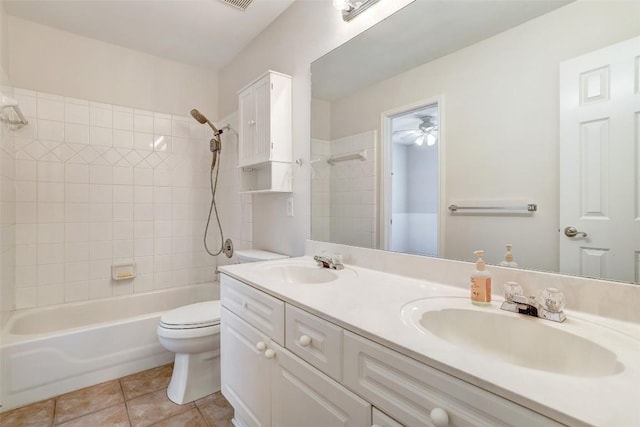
(235, 248), (289, 264)
(156, 249), (288, 404)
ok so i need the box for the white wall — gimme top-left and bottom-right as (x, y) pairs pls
(218, 0), (412, 256)
(8, 17), (217, 118)
(327, 1), (640, 271)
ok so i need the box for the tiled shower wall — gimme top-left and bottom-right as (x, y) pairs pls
(0, 86), (15, 312)
(311, 131), (376, 248)
(310, 138), (330, 243)
(12, 88), (217, 309)
(329, 131), (376, 248)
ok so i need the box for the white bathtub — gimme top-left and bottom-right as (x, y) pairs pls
(0, 282), (218, 412)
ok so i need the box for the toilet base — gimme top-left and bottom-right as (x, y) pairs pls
(167, 349), (221, 404)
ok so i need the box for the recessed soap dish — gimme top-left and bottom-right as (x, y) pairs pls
(112, 262), (136, 280)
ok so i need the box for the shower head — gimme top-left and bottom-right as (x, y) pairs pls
(190, 108), (220, 135)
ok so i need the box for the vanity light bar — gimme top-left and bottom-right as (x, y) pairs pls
(340, 0), (381, 22)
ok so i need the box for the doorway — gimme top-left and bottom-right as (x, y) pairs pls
(382, 100), (441, 256)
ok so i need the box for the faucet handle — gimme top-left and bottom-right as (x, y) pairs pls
(540, 288), (566, 313)
(503, 281), (523, 302)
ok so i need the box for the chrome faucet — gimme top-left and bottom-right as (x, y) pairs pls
(313, 254), (344, 270)
(500, 284), (566, 323)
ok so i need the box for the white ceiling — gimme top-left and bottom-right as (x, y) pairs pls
(4, 0), (296, 71)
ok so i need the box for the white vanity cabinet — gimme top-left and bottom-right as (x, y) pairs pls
(238, 70), (292, 168)
(220, 273), (562, 427)
(221, 274), (371, 427)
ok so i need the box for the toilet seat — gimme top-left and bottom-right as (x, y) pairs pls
(159, 301), (221, 330)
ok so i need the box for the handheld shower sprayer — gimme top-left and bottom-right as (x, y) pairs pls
(190, 108), (234, 259)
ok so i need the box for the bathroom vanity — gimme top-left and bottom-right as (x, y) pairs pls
(218, 244), (640, 427)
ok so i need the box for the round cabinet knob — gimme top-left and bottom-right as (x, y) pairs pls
(255, 341), (266, 352)
(298, 335), (312, 347)
(264, 348), (276, 359)
(430, 408), (449, 427)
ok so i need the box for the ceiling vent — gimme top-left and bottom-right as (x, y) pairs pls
(219, 0), (253, 11)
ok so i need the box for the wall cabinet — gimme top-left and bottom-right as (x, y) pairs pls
(239, 161), (292, 194)
(238, 71), (292, 168)
(220, 274), (560, 427)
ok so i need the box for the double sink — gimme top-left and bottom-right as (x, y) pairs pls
(254, 259), (633, 379)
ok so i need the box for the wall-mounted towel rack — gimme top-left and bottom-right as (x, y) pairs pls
(327, 149), (367, 166)
(448, 202), (537, 214)
(0, 95), (28, 129)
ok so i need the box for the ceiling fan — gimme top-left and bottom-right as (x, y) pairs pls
(393, 115), (438, 146)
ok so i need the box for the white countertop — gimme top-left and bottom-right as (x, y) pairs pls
(218, 256), (640, 427)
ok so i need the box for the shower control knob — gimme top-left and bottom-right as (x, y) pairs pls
(298, 335), (312, 347)
(264, 348), (276, 359)
(256, 341), (266, 352)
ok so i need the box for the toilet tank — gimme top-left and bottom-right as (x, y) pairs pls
(235, 249), (289, 263)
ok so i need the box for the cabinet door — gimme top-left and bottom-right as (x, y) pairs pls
(221, 307), (272, 427)
(238, 87), (255, 166)
(253, 75), (272, 163)
(271, 341), (371, 427)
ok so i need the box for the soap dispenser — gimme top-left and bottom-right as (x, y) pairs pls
(499, 243), (519, 268)
(470, 250), (491, 305)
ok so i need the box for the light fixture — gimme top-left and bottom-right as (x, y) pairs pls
(393, 115), (439, 147)
(333, 0), (381, 22)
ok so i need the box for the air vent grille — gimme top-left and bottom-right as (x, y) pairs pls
(220, 0), (253, 11)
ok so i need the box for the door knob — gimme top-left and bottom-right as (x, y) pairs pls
(564, 226), (587, 238)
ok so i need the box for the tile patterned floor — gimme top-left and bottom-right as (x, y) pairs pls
(0, 364), (233, 427)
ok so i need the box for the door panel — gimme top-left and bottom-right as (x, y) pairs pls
(560, 35), (640, 283)
(221, 307), (272, 427)
(272, 342), (370, 427)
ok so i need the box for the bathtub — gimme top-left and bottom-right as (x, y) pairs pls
(0, 282), (218, 412)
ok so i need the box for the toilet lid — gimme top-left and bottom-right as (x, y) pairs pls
(160, 301), (221, 329)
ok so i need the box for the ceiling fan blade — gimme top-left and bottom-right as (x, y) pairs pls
(400, 132), (423, 143)
(393, 129), (421, 137)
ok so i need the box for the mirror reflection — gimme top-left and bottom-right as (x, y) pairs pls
(310, 0), (640, 284)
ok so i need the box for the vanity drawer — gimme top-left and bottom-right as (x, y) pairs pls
(372, 408), (403, 427)
(343, 331), (560, 427)
(220, 274), (285, 345)
(285, 304), (343, 382)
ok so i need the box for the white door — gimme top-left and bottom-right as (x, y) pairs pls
(559, 35), (640, 283)
(253, 75), (272, 163)
(239, 87), (255, 167)
(271, 342), (371, 427)
(221, 307), (272, 427)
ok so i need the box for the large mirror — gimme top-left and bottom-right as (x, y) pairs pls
(310, 0), (640, 284)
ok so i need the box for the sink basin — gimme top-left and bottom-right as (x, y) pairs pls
(401, 298), (623, 377)
(257, 264), (349, 284)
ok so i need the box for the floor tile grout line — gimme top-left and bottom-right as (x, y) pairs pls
(196, 405), (213, 427)
(118, 379), (134, 427)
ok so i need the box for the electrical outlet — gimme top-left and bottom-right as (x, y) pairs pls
(287, 197), (294, 217)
